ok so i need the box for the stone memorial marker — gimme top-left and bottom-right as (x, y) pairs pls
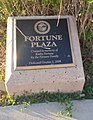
(5, 16), (85, 95)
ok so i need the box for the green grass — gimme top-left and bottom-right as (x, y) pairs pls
(0, 91), (78, 117)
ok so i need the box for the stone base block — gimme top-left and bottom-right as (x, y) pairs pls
(6, 72), (84, 96)
(5, 16), (85, 96)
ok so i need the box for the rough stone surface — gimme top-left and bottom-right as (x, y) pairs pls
(5, 16), (85, 95)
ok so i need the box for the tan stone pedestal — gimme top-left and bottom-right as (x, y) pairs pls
(5, 16), (85, 96)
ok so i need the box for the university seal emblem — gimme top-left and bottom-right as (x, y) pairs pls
(34, 21), (50, 34)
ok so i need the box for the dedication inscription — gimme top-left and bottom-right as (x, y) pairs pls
(14, 17), (75, 70)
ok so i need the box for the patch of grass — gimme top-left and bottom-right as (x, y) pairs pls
(0, 89), (92, 116)
(0, 91), (84, 117)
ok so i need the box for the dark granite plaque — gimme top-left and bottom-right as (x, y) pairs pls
(14, 17), (75, 70)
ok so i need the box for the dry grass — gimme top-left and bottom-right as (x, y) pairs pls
(0, 0), (93, 87)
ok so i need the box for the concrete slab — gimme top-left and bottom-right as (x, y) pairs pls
(0, 100), (93, 120)
(72, 100), (93, 120)
(0, 102), (75, 120)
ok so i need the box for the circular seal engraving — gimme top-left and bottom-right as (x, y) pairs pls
(34, 21), (50, 34)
